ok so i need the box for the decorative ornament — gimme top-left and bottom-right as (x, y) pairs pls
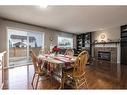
(101, 34), (105, 39)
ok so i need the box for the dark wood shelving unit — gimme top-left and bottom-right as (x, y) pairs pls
(77, 32), (92, 55)
(121, 24), (127, 65)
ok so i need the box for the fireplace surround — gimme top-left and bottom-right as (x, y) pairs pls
(94, 47), (117, 63)
(98, 51), (111, 61)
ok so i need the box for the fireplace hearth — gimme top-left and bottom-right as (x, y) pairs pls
(98, 51), (111, 61)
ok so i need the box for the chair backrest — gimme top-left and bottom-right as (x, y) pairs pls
(64, 48), (74, 56)
(30, 50), (38, 72)
(73, 50), (89, 75)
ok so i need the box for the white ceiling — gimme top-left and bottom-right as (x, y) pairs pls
(0, 6), (127, 34)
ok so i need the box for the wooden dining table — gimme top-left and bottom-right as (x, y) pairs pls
(38, 53), (77, 88)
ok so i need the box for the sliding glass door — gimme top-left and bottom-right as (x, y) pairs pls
(8, 28), (44, 67)
(27, 32), (44, 60)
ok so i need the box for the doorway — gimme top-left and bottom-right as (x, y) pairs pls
(8, 28), (44, 67)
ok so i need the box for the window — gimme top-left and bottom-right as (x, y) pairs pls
(8, 28), (44, 48)
(58, 36), (73, 48)
(28, 32), (44, 48)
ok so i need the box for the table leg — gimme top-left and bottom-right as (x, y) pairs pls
(59, 67), (64, 89)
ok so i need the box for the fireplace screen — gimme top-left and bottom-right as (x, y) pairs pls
(98, 51), (111, 61)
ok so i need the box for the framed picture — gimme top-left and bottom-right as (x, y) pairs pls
(58, 36), (73, 48)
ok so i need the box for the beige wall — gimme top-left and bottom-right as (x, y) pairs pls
(0, 19), (7, 52)
(0, 18), (77, 50)
(0, 18), (77, 66)
(92, 26), (120, 42)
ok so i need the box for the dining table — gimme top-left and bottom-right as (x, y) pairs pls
(38, 53), (77, 88)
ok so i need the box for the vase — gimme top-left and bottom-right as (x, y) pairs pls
(54, 52), (58, 56)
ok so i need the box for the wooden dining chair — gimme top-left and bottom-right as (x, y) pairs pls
(64, 48), (74, 56)
(30, 50), (45, 89)
(62, 50), (89, 89)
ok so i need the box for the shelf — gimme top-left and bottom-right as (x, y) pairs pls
(77, 32), (92, 55)
(92, 41), (120, 45)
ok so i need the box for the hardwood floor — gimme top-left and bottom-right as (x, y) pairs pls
(3, 65), (60, 89)
(2, 61), (127, 89)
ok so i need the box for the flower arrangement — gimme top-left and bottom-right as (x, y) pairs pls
(52, 46), (61, 55)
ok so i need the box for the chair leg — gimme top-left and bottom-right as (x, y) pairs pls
(84, 78), (88, 89)
(35, 75), (39, 89)
(49, 72), (53, 88)
(75, 79), (78, 89)
(31, 73), (36, 89)
(62, 75), (66, 89)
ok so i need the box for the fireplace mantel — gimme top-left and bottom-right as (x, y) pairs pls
(92, 41), (120, 45)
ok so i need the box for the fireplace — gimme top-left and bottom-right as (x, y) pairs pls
(98, 51), (111, 61)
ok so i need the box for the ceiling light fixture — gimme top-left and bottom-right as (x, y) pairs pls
(39, 4), (48, 8)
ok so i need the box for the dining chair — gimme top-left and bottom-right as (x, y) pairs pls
(30, 50), (45, 89)
(62, 50), (89, 89)
(64, 48), (74, 56)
